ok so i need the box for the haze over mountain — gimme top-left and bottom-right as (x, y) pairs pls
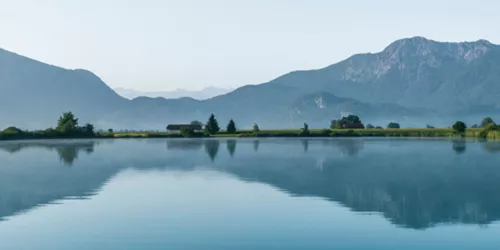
(114, 86), (233, 100)
(1, 37), (499, 130)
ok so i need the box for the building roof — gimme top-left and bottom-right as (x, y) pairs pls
(166, 124), (203, 130)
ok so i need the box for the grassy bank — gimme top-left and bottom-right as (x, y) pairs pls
(215, 128), (484, 138)
(2, 128), (499, 141)
(108, 128), (498, 139)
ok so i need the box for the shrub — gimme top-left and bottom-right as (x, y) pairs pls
(180, 127), (195, 137)
(320, 129), (331, 136)
(2, 126), (23, 134)
(452, 121), (467, 133)
(387, 122), (400, 129)
(481, 117), (496, 128)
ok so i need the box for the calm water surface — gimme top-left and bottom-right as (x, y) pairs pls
(0, 138), (500, 249)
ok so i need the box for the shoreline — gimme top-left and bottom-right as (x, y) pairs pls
(1, 128), (499, 142)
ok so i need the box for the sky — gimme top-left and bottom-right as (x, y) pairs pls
(0, 0), (499, 91)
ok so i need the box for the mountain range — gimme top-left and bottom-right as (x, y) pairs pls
(1, 36), (499, 130)
(114, 86), (233, 100)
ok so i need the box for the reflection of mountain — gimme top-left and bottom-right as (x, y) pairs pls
(226, 151), (500, 229)
(1, 139), (500, 229)
(0, 141), (111, 220)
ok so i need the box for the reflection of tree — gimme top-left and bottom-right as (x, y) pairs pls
(204, 140), (220, 162)
(56, 147), (79, 166)
(0, 141), (96, 166)
(483, 143), (500, 153)
(84, 146), (94, 154)
(227, 140), (237, 157)
(0, 144), (22, 153)
(301, 139), (309, 153)
(335, 139), (364, 156)
(452, 139), (467, 155)
(253, 140), (260, 152)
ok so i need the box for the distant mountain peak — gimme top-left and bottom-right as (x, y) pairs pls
(114, 86), (233, 100)
(383, 37), (495, 59)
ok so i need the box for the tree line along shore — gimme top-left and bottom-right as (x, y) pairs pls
(1, 112), (499, 141)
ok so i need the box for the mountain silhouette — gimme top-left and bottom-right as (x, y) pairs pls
(1, 37), (499, 129)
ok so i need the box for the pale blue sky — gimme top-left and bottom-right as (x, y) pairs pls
(0, 0), (498, 91)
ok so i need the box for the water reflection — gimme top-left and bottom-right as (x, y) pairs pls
(452, 139), (467, 154)
(226, 140), (237, 157)
(166, 139), (203, 151)
(333, 139), (364, 156)
(483, 142), (500, 153)
(301, 139), (309, 153)
(1, 138), (500, 230)
(204, 139), (220, 161)
(0, 141), (95, 166)
(253, 139), (260, 152)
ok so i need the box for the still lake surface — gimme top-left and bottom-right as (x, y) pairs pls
(0, 138), (500, 249)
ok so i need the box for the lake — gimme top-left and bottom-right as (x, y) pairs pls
(0, 138), (500, 249)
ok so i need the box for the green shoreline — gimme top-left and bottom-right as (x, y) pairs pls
(4, 128), (497, 141)
(111, 128), (500, 139)
(3, 112), (499, 141)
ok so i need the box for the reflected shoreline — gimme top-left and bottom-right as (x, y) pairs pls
(1, 138), (500, 229)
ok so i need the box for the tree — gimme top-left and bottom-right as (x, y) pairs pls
(300, 123), (310, 136)
(387, 122), (400, 129)
(484, 123), (498, 131)
(57, 112), (79, 133)
(481, 117), (496, 128)
(471, 124), (479, 129)
(332, 115), (364, 129)
(366, 124), (375, 129)
(82, 123), (95, 135)
(375, 126), (383, 129)
(190, 120), (204, 129)
(335, 120), (345, 129)
(426, 125), (435, 129)
(330, 120), (338, 129)
(452, 121), (467, 133)
(180, 127), (195, 137)
(345, 115), (362, 124)
(108, 128), (114, 133)
(2, 126), (23, 134)
(204, 114), (220, 135)
(226, 119), (237, 133)
(253, 123), (260, 133)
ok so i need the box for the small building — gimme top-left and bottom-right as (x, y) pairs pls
(166, 124), (203, 132)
